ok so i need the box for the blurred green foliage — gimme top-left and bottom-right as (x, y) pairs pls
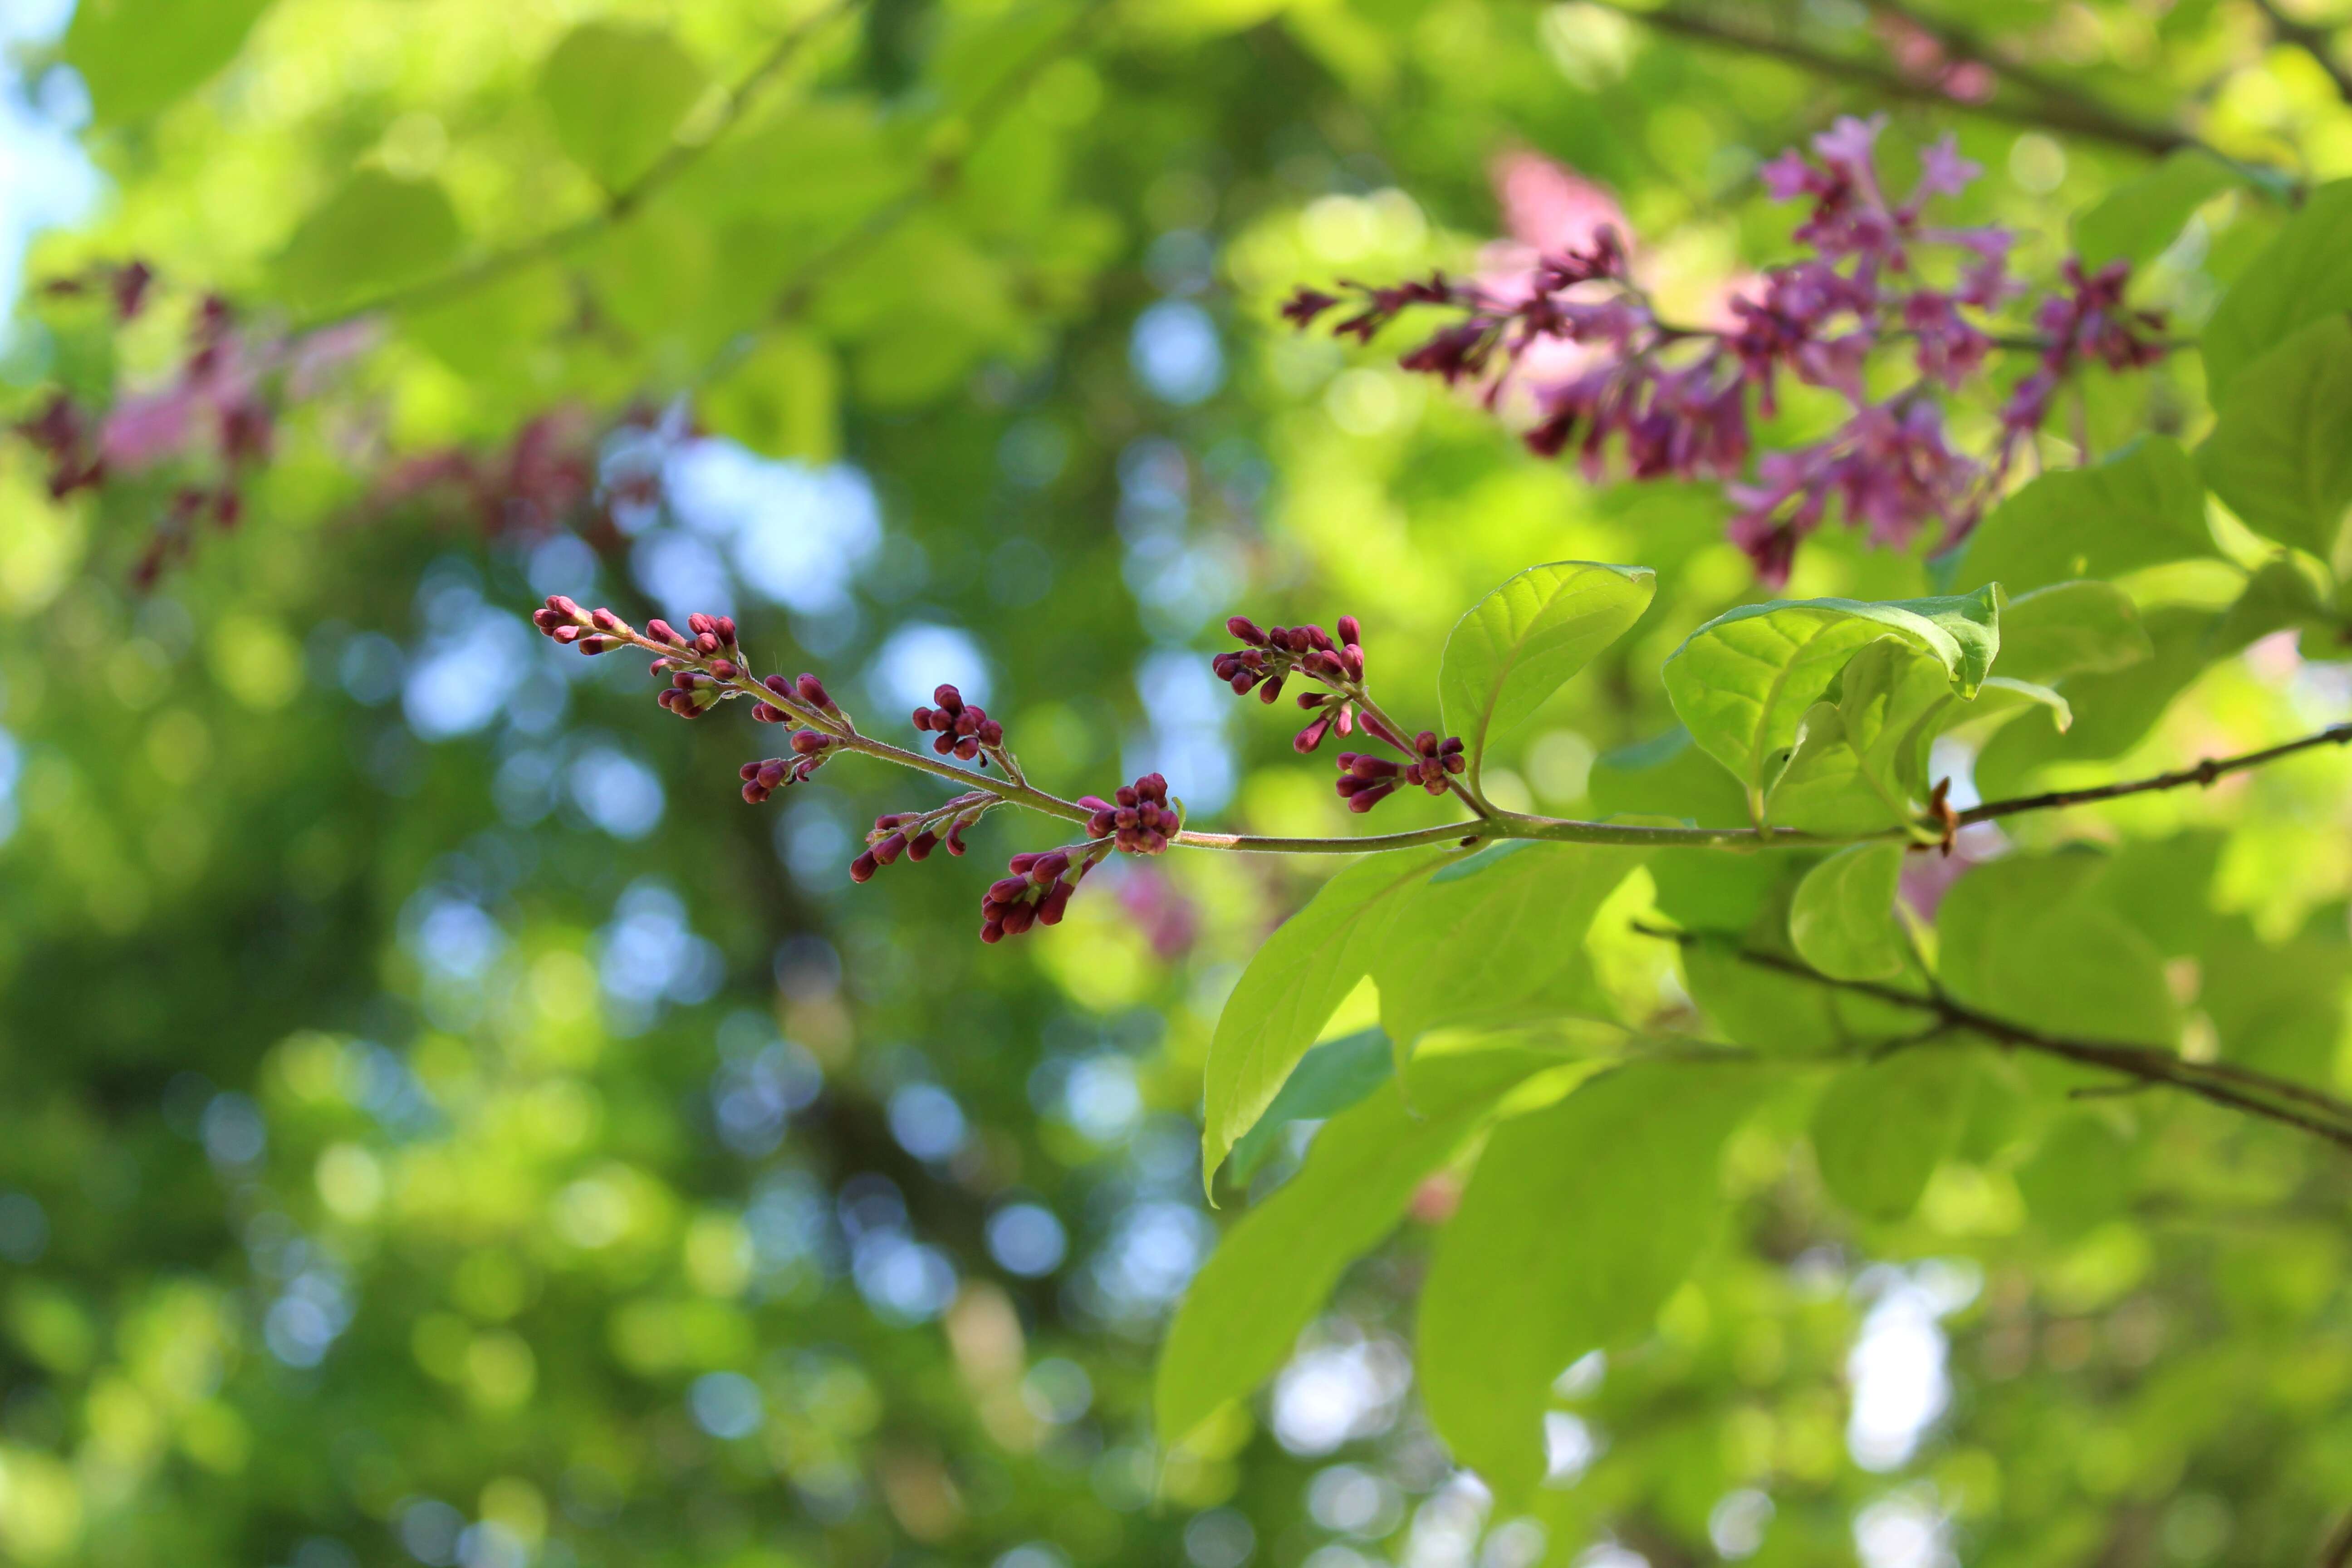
(2, 0), (2352, 1565)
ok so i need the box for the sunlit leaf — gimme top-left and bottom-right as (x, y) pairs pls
(540, 23), (710, 192)
(1951, 438), (2212, 595)
(1788, 842), (1907, 981)
(64, 0), (273, 124)
(1416, 1063), (1755, 1501)
(2201, 179), (2352, 402)
(1663, 588), (1999, 817)
(1157, 1046), (1555, 1451)
(1200, 850), (1450, 1191)
(2197, 314), (2352, 560)
(275, 172), (463, 317)
(1373, 842), (1647, 1052)
(1438, 562), (1656, 784)
(1811, 1049), (1977, 1220)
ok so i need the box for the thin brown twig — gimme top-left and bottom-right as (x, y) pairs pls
(1957, 722), (2352, 823)
(288, 0), (868, 333)
(1632, 923), (2352, 1153)
(2316, 1503), (2352, 1568)
(1593, 0), (2295, 196)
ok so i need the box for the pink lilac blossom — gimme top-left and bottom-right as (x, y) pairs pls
(1282, 117), (2170, 585)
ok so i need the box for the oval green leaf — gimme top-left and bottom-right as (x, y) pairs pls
(1811, 1050), (1976, 1221)
(1789, 842), (1908, 982)
(541, 22), (710, 192)
(1200, 850), (1450, 1192)
(275, 171), (464, 318)
(2197, 314), (2352, 561)
(1439, 562), (1656, 784)
(1662, 587), (2000, 816)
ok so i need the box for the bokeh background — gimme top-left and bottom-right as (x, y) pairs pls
(4, 0), (2352, 1565)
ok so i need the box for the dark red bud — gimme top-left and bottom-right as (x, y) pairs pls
(1336, 614), (1361, 645)
(849, 852), (879, 883)
(1259, 676), (1285, 705)
(933, 684), (963, 710)
(872, 833), (908, 866)
(977, 718), (1004, 746)
(715, 617), (737, 645)
(797, 674), (834, 710)
(908, 831), (939, 862)
(1031, 852), (1071, 886)
(1039, 882), (1074, 925)
(989, 876), (1030, 905)
(1226, 616), (1267, 646)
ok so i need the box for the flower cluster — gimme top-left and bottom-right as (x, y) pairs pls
(981, 849), (1089, 941)
(1282, 116), (2170, 583)
(1213, 613), (1469, 815)
(1333, 733), (1468, 813)
(1215, 614), (1376, 753)
(526, 593), (1205, 943)
(11, 267), (381, 588)
(1080, 773), (1182, 855)
(911, 685), (1007, 768)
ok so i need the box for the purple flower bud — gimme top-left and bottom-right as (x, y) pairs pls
(981, 920), (1006, 944)
(1336, 614), (1361, 645)
(1259, 676), (1285, 705)
(850, 852), (879, 883)
(1030, 852), (1070, 886)
(715, 617), (737, 645)
(911, 706), (936, 731)
(945, 820), (970, 857)
(647, 619), (685, 647)
(1295, 714), (1335, 753)
(790, 730), (829, 755)
(753, 702), (785, 723)
(908, 831), (939, 862)
(591, 608), (626, 632)
(708, 659), (739, 680)
(989, 875), (1031, 905)
(798, 674), (836, 712)
(933, 684), (964, 712)
(579, 635), (617, 655)
(1345, 781), (1396, 813)
(1227, 616), (1268, 645)
(977, 717), (1003, 746)
(550, 624), (582, 645)
(688, 613), (715, 636)
(694, 632), (722, 657)
(872, 832), (908, 866)
(1341, 645), (1365, 680)
(1039, 882), (1074, 925)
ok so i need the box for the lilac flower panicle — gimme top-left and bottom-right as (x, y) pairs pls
(1288, 116), (2169, 583)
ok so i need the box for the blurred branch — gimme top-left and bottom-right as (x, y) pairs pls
(696, 0), (1112, 390)
(1631, 925), (2352, 1153)
(2252, 0), (2352, 108)
(2318, 1502), (2352, 1568)
(289, 0), (868, 333)
(1596, 0), (2291, 187)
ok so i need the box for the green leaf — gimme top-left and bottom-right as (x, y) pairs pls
(1789, 843), (1908, 981)
(1416, 1063), (1754, 1501)
(1996, 582), (2155, 684)
(1662, 587), (1999, 816)
(1589, 727), (1750, 828)
(1951, 438), (2213, 594)
(2072, 149), (2236, 270)
(540, 23), (710, 192)
(2197, 314), (2352, 560)
(698, 330), (842, 465)
(1225, 1027), (1392, 1182)
(1373, 843), (1648, 1051)
(2015, 1112), (2141, 1238)
(1201, 850), (1450, 1191)
(2211, 557), (2338, 652)
(1973, 607), (2220, 797)
(1937, 853), (2181, 1046)
(1764, 637), (1968, 834)
(2202, 180), (2352, 402)
(1438, 563), (1656, 783)
(1157, 1047), (1554, 1452)
(1811, 1050), (1977, 1220)
(63, 0), (274, 125)
(275, 172), (464, 317)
